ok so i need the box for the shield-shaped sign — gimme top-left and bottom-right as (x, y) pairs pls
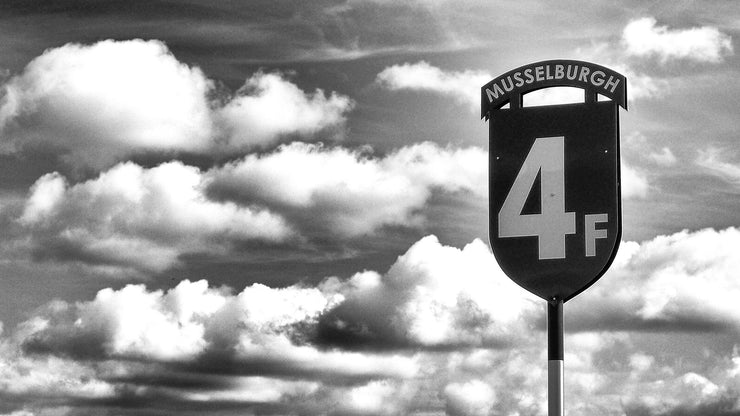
(482, 60), (627, 302)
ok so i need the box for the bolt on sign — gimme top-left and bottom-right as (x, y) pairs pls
(482, 60), (627, 302)
(481, 59), (627, 416)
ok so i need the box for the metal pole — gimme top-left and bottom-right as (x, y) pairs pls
(548, 299), (564, 416)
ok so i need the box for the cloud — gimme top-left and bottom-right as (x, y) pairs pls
(0, 40), (353, 169)
(568, 332), (740, 416)
(3, 235), (530, 414)
(623, 132), (677, 167)
(0, 338), (321, 411)
(696, 147), (740, 185)
(442, 346), (548, 416)
(626, 71), (669, 101)
(215, 72), (353, 148)
(622, 17), (734, 63)
(444, 380), (496, 416)
(375, 61), (491, 110)
(621, 369), (737, 416)
(7, 229), (740, 414)
(206, 141), (487, 237)
(570, 227), (740, 333)
(648, 147), (677, 167)
(0, 39), (213, 167)
(322, 225), (740, 351)
(19, 192), (740, 348)
(621, 162), (650, 199)
(5, 278), (424, 414)
(574, 41), (669, 101)
(18, 161), (293, 274)
(318, 235), (540, 349)
(0, 332), (116, 407)
(12, 141), (487, 273)
(20, 279), (418, 383)
(441, 330), (740, 416)
(335, 380), (415, 415)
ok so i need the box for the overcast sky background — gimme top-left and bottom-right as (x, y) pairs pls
(1, 1), (740, 415)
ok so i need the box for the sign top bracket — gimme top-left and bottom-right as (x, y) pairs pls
(481, 60), (628, 119)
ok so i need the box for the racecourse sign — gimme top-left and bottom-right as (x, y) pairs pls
(482, 59), (627, 301)
(482, 59), (628, 416)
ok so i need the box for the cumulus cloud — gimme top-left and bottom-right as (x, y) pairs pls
(622, 17), (734, 63)
(320, 226), (740, 351)
(12, 141), (487, 273)
(4, 235), (533, 414)
(442, 347), (547, 416)
(334, 380), (415, 415)
(0, 39), (213, 166)
(2, 278), (425, 414)
(0, 342), (114, 403)
(206, 141), (487, 237)
(444, 380), (495, 416)
(319, 226), (740, 342)
(318, 235), (540, 349)
(20, 206), (740, 350)
(17, 232), (537, 358)
(570, 227), (740, 332)
(6, 229), (740, 414)
(621, 162), (650, 199)
(618, 362), (740, 416)
(0, 337), (320, 411)
(376, 61), (491, 110)
(216, 72), (352, 148)
(20, 279), (418, 382)
(18, 161), (292, 274)
(626, 373), (724, 414)
(566, 332), (740, 416)
(0, 39), (353, 169)
(442, 329), (740, 416)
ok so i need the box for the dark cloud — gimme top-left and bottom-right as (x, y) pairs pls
(22, 328), (109, 361)
(567, 308), (736, 334)
(13, 279), (419, 388)
(102, 370), (237, 391)
(0, 0), (226, 19)
(315, 296), (519, 352)
(624, 395), (740, 416)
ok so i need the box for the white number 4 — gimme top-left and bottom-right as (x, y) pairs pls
(498, 136), (574, 259)
(498, 136), (609, 259)
(500, 136), (583, 260)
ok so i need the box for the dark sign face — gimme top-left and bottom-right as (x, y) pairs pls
(482, 60), (627, 302)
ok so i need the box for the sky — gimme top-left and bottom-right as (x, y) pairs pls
(0, 0), (739, 415)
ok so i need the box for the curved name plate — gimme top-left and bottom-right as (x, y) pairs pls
(481, 59), (627, 119)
